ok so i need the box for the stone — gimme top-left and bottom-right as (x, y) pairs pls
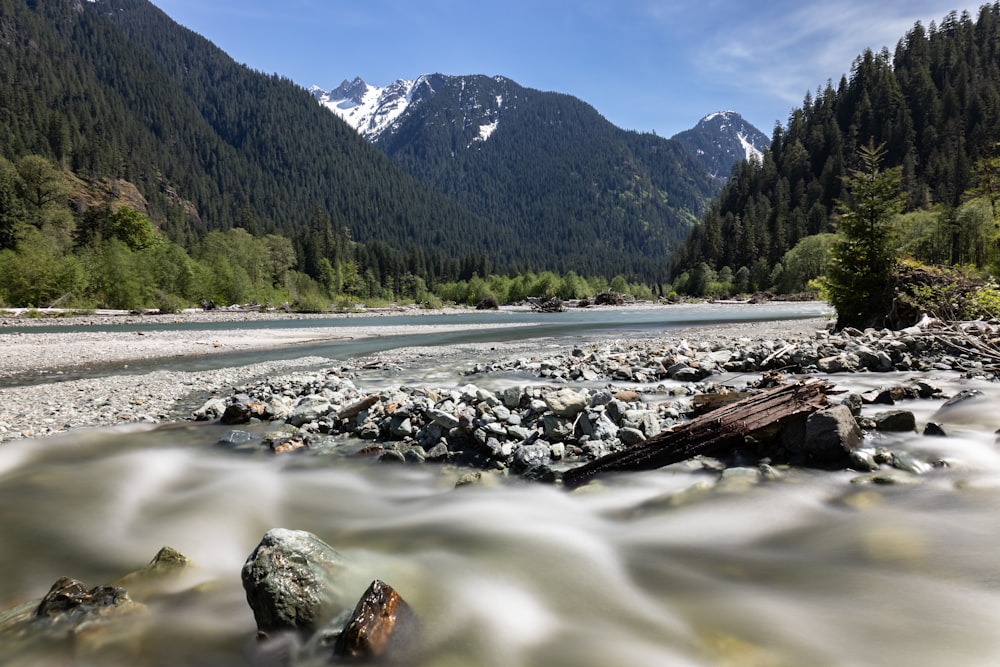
(801, 405), (862, 466)
(217, 429), (258, 450)
(192, 397), (226, 421)
(334, 580), (416, 660)
(288, 396), (333, 427)
(542, 414), (574, 441)
(873, 410), (917, 432)
(36, 577), (134, 621)
(544, 388), (587, 418)
(241, 528), (350, 635)
(513, 444), (551, 471)
(221, 394), (266, 425)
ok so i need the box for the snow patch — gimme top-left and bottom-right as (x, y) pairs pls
(738, 132), (763, 163)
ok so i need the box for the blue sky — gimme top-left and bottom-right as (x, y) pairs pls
(152, 0), (984, 137)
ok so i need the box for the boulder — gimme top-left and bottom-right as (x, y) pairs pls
(873, 410), (917, 432)
(544, 388), (587, 418)
(800, 405), (862, 465)
(241, 529), (350, 635)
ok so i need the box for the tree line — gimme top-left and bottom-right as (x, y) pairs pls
(672, 4), (1000, 298)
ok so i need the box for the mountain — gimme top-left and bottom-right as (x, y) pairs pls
(311, 74), (723, 279)
(0, 0), (487, 262)
(670, 111), (770, 180)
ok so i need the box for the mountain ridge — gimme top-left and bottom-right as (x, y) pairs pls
(311, 76), (770, 181)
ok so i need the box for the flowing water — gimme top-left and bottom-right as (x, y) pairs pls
(2, 303), (1000, 666)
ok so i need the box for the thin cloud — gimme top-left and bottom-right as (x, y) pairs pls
(687, 1), (982, 108)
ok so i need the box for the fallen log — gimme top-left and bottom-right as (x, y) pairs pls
(562, 379), (832, 490)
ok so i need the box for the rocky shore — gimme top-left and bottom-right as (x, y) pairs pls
(188, 314), (996, 486)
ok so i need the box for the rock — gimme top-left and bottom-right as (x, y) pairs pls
(873, 410), (917, 432)
(218, 429), (259, 450)
(288, 396), (333, 427)
(891, 450), (932, 474)
(221, 394), (266, 425)
(619, 427), (646, 446)
(801, 405), (862, 466)
(544, 388), (587, 418)
(269, 435), (310, 454)
(192, 397), (227, 421)
(923, 422), (947, 437)
(337, 395), (380, 421)
(241, 528), (350, 635)
(513, 444), (551, 471)
(36, 577), (134, 622)
(112, 546), (192, 602)
(331, 580), (416, 660)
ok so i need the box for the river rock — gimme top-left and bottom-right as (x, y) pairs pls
(332, 580), (416, 660)
(288, 396), (334, 427)
(221, 394), (267, 425)
(873, 410), (917, 432)
(544, 388), (587, 418)
(192, 396), (227, 421)
(36, 576), (135, 622)
(801, 405), (862, 466)
(241, 528), (351, 635)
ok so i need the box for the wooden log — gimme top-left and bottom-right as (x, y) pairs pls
(562, 379), (831, 489)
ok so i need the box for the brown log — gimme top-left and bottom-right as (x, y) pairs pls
(562, 379), (831, 489)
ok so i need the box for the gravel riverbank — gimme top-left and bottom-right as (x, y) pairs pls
(0, 309), (834, 443)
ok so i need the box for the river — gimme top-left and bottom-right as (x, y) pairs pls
(2, 302), (999, 666)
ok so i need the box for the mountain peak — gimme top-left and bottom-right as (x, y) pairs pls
(311, 76), (418, 139)
(672, 112), (769, 180)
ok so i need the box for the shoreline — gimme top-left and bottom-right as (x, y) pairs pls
(0, 307), (834, 444)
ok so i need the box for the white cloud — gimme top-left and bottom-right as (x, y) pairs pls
(683, 1), (982, 107)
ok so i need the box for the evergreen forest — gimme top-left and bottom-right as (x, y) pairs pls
(4, 0), (1000, 315)
(673, 5), (1000, 307)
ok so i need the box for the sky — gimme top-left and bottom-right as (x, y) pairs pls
(151, 0), (986, 137)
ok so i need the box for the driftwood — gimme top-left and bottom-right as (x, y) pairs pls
(562, 379), (831, 490)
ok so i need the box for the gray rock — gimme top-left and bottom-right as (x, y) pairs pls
(288, 396), (333, 427)
(218, 430), (259, 450)
(542, 414), (574, 441)
(873, 410), (917, 432)
(801, 405), (862, 465)
(192, 397), (227, 421)
(544, 388), (587, 418)
(513, 444), (551, 471)
(241, 528), (350, 635)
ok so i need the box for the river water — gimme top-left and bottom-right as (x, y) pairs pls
(2, 302), (1000, 666)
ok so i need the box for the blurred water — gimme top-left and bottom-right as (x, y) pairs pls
(3, 304), (1000, 666)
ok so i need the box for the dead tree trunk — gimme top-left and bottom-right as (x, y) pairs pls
(562, 379), (831, 490)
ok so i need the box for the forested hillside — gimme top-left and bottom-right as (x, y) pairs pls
(673, 4), (1000, 296)
(1, 0), (552, 309)
(372, 74), (718, 280)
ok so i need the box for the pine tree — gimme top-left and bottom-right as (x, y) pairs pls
(826, 143), (903, 329)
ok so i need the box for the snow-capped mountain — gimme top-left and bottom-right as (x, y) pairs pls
(310, 74), (510, 146)
(671, 111), (770, 180)
(313, 77), (768, 186)
(311, 76), (425, 141)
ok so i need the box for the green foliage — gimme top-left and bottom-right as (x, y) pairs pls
(779, 233), (835, 293)
(674, 6), (1000, 291)
(966, 283), (1000, 319)
(0, 227), (86, 307)
(826, 144), (904, 328)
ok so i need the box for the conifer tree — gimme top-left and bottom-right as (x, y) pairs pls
(826, 143), (903, 329)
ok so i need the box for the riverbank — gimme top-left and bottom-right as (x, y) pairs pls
(0, 310), (833, 443)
